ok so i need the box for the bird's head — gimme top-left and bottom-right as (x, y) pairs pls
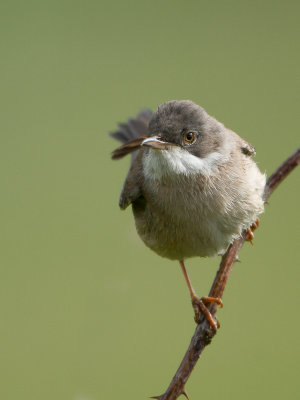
(142, 100), (230, 179)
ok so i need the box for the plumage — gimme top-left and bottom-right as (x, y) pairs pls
(111, 100), (266, 260)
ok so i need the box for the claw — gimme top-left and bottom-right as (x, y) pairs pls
(246, 228), (254, 244)
(246, 218), (260, 245)
(192, 296), (223, 330)
(251, 218), (260, 230)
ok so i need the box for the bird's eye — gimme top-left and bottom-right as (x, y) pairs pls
(183, 131), (196, 145)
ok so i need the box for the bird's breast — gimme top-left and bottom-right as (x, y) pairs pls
(133, 174), (231, 260)
(132, 147), (265, 260)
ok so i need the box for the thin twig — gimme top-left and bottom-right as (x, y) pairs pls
(151, 147), (300, 400)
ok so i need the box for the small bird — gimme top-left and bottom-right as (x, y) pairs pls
(111, 100), (266, 329)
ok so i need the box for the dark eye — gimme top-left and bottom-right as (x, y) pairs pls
(183, 131), (196, 145)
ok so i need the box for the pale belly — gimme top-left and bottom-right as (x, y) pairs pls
(132, 194), (241, 260)
(131, 147), (265, 260)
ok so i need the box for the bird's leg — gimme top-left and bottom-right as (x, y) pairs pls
(246, 218), (260, 245)
(179, 260), (223, 331)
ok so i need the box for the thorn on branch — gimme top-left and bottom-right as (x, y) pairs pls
(181, 389), (190, 400)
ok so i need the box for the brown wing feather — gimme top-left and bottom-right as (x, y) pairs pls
(111, 137), (146, 160)
(241, 140), (256, 157)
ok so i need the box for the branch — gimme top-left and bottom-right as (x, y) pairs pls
(151, 147), (300, 400)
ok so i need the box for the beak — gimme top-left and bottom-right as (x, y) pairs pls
(142, 136), (173, 150)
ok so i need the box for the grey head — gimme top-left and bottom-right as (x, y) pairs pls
(143, 100), (227, 159)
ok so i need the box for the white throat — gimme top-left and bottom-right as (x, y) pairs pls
(143, 147), (224, 181)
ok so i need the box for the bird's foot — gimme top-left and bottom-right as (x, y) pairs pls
(246, 218), (260, 245)
(192, 296), (223, 331)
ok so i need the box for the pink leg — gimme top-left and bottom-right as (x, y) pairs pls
(179, 260), (223, 330)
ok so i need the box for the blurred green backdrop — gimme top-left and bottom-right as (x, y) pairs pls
(1, 0), (299, 399)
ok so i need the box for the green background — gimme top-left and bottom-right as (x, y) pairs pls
(1, 0), (299, 399)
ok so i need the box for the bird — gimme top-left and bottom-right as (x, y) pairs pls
(110, 100), (266, 329)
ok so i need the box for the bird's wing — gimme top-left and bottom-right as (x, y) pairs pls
(110, 109), (152, 209)
(118, 151), (144, 210)
(240, 139), (256, 157)
(227, 129), (256, 157)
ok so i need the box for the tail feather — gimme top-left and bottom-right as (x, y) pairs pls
(111, 125), (131, 144)
(110, 109), (153, 160)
